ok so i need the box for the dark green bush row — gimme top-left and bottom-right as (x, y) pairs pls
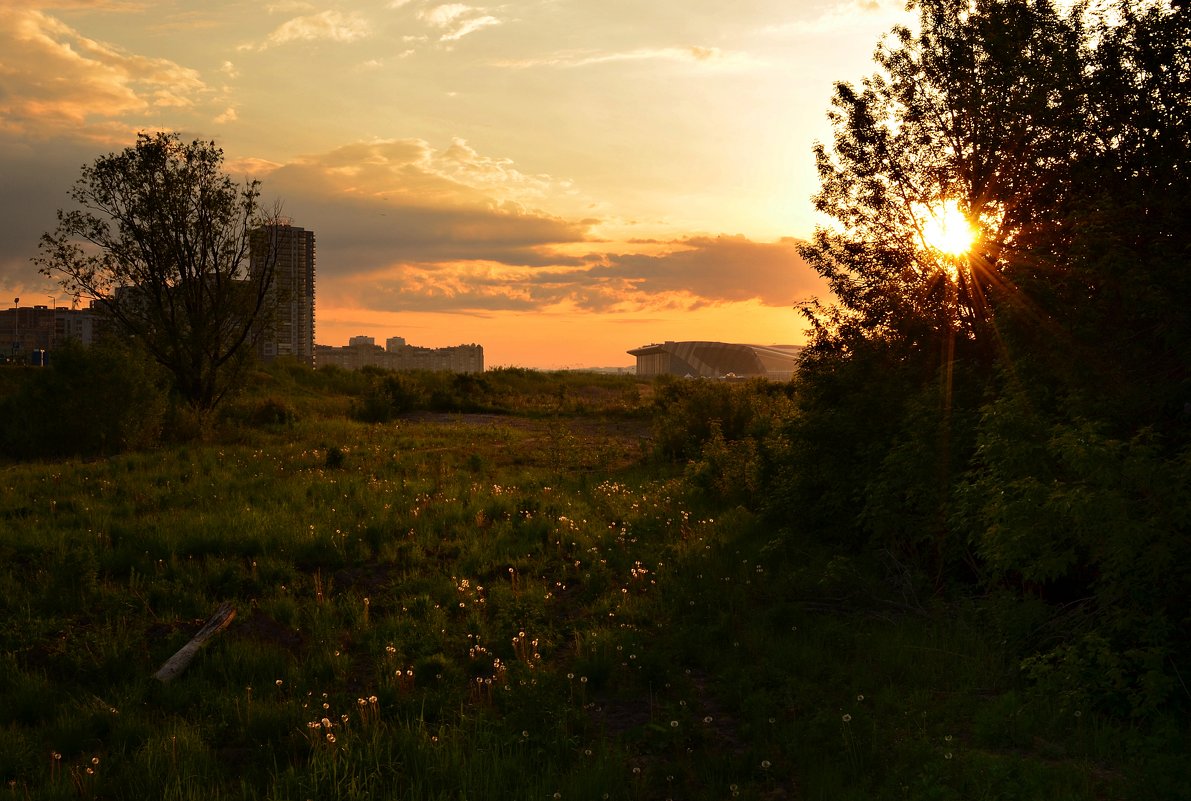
(0, 340), (170, 459)
(645, 354), (1190, 722)
(351, 366), (646, 422)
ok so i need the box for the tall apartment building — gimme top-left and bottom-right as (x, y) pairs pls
(252, 223), (315, 365)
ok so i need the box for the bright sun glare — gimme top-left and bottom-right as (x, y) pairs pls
(917, 199), (977, 257)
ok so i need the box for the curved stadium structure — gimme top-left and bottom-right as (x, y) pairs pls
(628, 341), (801, 381)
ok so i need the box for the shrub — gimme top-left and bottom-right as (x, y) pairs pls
(956, 387), (1191, 718)
(353, 371), (429, 422)
(247, 396), (299, 428)
(651, 376), (793, 462)
(0, 339), (169, 459)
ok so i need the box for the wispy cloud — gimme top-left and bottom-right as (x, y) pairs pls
(764, 0), (905, 36)
(417, 2), (500, 42)
(0, 1), (150, 9)
(264, 1), (315, 12)
(246, 9), (371, 50)
(493, 45), (756, 70)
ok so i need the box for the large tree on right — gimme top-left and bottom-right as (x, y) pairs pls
(788, 0), (1191, 717)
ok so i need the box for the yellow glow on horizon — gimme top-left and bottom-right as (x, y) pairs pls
(916, 199), (977, 258)
(314, 297), (811, 370)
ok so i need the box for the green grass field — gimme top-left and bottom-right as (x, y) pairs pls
(0, 367), (1181, 800)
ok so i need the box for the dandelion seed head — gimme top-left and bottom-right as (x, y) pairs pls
(842, 714), (852, 722)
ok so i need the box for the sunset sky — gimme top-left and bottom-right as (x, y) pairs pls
(0, 0), (911, 368)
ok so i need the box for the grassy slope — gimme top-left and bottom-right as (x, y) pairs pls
(0, 367), (1180, 800)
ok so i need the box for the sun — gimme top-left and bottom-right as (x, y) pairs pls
(916, 199), (977, 257)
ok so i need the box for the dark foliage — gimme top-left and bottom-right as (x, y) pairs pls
(0, 339), (169, 458)
(781, 0), (1191, 718)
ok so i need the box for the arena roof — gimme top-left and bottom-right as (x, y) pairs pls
(627, 340), (801, 380)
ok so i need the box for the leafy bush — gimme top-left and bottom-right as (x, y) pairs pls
(352, 370), (432, 422)
(245, 396), (298, 428)
(682, 422), (762, 505)
(651, 376), (793, 462)
(0, 339), (169, 459)
(956, 388), (1191, 718)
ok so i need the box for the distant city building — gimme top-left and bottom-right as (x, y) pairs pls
(628, 340), (802, 381)
(4, 222), (316, 367)
(316, 336), (483, 374)
(0, 302), (100, 363)
(252, 223), (315, 365)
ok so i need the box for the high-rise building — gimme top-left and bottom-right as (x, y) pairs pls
(252, 223), (315, 365)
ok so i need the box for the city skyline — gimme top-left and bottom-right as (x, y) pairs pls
(0, 1), (914, 368)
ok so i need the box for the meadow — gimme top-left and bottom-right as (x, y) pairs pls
(0, 364), (1182, 800)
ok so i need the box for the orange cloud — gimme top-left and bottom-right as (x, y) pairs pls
(245, 139), (824, 318)
(0, 7), (205, 135)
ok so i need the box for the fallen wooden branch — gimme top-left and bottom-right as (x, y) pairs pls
(153, 602), (237, 683)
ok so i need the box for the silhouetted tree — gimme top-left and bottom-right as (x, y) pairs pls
(781, 0), (1191, 717)
(36, 132), (281, 412)
(800, 0), (1190, 415)
(801, 0), (1090, 355)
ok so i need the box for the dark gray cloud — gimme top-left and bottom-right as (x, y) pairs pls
(270, 190), (591, 275)
(589, 235), (821, 307)
(327, 235), (825, 314)
(258, 146), (593, 275)
(0, 138), (99, 290)
(2, 134), (826, 318)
